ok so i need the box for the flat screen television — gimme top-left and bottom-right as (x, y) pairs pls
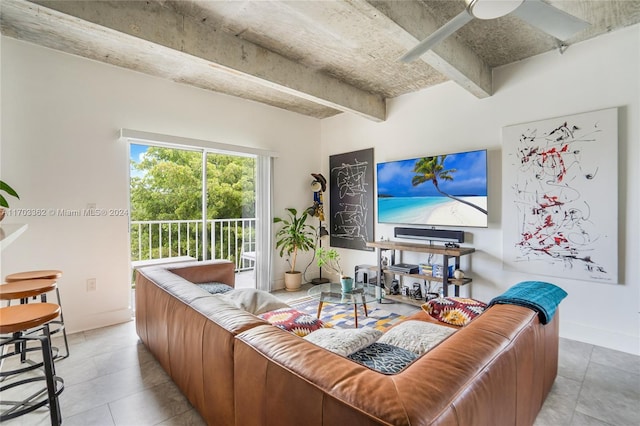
(377, 149), (488, 228)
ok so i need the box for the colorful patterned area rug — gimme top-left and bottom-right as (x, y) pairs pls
(289, 297), (407, 331)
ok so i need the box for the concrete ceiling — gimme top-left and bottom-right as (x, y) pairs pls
(2, 0), (639, 121)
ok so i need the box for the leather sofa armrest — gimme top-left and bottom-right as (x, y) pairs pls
(168, 260), (236, 286)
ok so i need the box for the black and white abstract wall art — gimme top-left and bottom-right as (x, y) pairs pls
(502, 108), (618, 283)
(329, 148), (374, 251)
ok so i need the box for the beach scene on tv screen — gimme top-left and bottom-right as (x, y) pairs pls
(377, 150), (488, 228)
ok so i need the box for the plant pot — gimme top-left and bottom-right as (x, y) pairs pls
(284, 271), (302, 292)
(0, 208), (5, 222)
(340, 277), (354, 293)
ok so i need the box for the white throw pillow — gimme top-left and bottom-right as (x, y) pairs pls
(222, 289), (290, 315)
(378, 320), (456, 356)
(304, 327), (382, 357)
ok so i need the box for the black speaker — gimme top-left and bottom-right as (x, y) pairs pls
(394, 227), (464, 243)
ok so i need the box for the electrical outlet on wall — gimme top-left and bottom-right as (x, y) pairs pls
(87, 278), (97, 292)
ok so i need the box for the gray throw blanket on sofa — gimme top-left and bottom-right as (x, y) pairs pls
(489, 281), (567, 325)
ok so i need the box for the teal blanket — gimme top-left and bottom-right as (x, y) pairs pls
(489, 281), (567, 325)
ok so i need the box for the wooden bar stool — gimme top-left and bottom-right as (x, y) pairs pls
(0, 279), (57, 304)
(0, 303), (64, 425)
(2, 270), (69, 359)
(0, 279), (58, 363)
(5, 270), (63, 282)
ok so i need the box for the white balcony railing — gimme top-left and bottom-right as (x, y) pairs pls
(130, 218), (256, 271)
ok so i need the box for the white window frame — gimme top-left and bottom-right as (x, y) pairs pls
(121, 129), (277, 291)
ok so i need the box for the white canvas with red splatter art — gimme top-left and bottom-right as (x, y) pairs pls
(502, 108), (618, 283)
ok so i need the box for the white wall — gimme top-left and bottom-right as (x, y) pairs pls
(321, 25), (640, 355)
(1, 37), (321, 332)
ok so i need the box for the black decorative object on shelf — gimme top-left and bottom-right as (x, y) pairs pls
(387, 263), (419, 274)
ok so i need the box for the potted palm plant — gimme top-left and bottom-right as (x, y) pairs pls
(274, 207), (316, 291)
(0, 180), (20, 222)
(316, 247), (353, 293)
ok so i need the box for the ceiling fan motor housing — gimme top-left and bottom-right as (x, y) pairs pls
(466, 0), (525, 20)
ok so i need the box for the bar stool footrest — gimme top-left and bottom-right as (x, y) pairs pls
(0, 375), (64, 421)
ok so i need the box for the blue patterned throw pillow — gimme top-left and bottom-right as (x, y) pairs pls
(196, 282), (234, 294)
(348, 343), (418, 374)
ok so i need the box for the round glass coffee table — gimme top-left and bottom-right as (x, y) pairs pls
(307, 282), (378, 328)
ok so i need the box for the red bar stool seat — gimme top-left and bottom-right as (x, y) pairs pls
(2, 271), (69, 359)
(0, 303), (64, 425)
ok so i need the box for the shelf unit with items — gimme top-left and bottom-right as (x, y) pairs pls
(366, 240), (475, 307)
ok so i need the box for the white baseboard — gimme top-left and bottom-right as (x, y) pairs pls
(561, 321), (639, 356)
(67, 308), (133, 335)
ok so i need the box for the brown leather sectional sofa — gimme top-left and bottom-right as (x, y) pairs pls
(135, 260), (266, 424)
(135, 261), (560, 426)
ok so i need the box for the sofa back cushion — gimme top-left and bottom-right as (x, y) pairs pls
(137, 267), (212, 302)
(223, 289), (290, 315)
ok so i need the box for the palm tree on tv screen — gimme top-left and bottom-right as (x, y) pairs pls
(411, 155), (487, 215)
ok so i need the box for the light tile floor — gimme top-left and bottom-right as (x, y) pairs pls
(2, 283), (638, 425)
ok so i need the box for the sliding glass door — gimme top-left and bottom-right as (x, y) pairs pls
(205, 151), (258, 288)
(130, 144), (262, 289)
(130, 145), (203, 260)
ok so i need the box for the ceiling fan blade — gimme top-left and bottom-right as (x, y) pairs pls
(512, 0), (589, 41)
(400, 10), (474, 63)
